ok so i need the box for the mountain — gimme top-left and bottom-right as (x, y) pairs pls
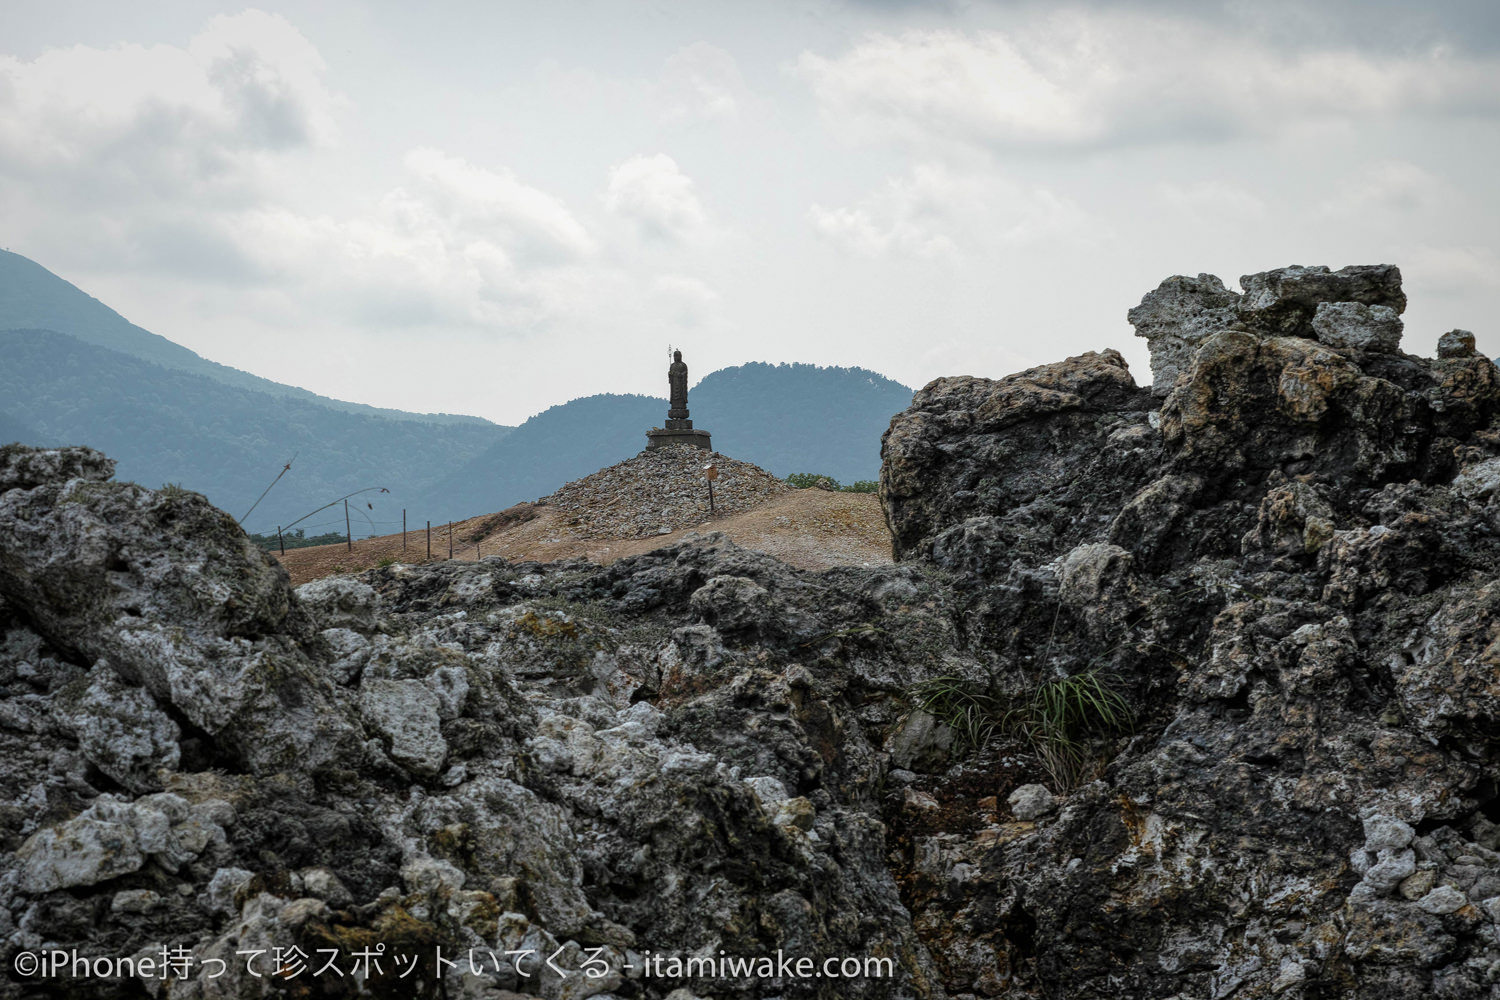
(427, 363), (914, 518)
(429, 394), (667, 520)
(0, 329), (507, 533)
(0, 250), (914, 530)
(0, 410), (42, 446)
(692, 361), (913, 482)
(0, 250), (491, 426)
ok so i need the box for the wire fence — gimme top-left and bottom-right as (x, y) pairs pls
(253, 504), (500, 568)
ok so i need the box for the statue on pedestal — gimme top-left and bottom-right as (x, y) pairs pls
(645, 348), (712, 451)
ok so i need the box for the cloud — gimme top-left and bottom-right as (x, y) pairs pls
(1157, 180), (1267, 223)
(0, 10), (338, 196)
(0, 10), (343, 275)
(657, 43), (748, 122)
(809, 163), (1088, 257)
(223, 149), (603, 330)
(796, 14), (1500, 151)
(1317, 160), (1451, 218)
(650, 274), (721, 330)
(1401, 244), (1500, 293)
(604, 154), (710, 242)
(400, 147), (596, 263)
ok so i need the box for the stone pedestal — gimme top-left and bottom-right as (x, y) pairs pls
(646, 425), (712, 450)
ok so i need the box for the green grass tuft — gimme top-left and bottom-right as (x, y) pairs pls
(910, 669), (1133, 789)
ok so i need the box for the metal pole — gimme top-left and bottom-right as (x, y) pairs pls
(426, 521), (431, 559)
(403, 509), (407, 552)
(277, 526), (284, 555)
(448, 522), (453, 560)
(708, 480), (715, 514)
(344, 499), (352, 551)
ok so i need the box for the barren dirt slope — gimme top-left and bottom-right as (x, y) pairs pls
(274, 487), (892, 585)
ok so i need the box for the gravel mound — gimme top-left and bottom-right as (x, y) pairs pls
(544, 445), (792, 539)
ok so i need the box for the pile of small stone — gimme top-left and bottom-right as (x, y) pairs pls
(544, 445), (791, 539)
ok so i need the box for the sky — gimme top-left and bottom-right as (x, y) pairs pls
(2, 0), (1498, 426)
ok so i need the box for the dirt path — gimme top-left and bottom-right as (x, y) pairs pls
(273, 488), (893, 586)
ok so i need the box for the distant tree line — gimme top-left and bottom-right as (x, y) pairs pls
(786, 473), (878, 493)
(246, 528), (348, 551)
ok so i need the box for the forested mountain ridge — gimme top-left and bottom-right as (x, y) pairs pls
(427, 362), (914, 518)
(0, 329), (507, 533)
(0, 250), (915, 531)
(0, 250), (493, 426)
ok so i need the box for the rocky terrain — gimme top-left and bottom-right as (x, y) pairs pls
(2, 263), (1499, 999)
(267, 450), (870, 585)
(545, 447), (792, 540)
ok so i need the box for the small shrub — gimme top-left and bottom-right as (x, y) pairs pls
(787, 473), (877, 493)
(787, 472), (839, 490)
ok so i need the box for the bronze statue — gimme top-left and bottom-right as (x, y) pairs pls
(668, 349), (689, 421)
(646, 348), (711, 450)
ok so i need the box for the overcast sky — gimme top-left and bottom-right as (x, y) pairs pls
(3, 1), (1497, 425)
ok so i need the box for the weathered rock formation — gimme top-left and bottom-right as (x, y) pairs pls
(2, 263), (1498, 1000)
(877, 263), (1500, 998)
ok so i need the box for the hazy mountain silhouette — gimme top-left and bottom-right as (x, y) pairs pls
(1, 251), (915, 532)
(693, 362), (912, 481)
(431, 394), (669, 519)
(0, 329), (506, 533)
(0, 250), (492, 426)
(0, 410), (42, 447)
(429, 363), (913, 517)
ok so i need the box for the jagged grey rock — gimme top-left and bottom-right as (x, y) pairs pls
(1236, 263), (1406, 337)
(295, 576), (380, 632)
(52, 662), (181, 792)
(1417, 885), (1469, 915)
(2, 263), (1498, 1000)
(15, 793), (225, 893)
(1310, 300), (1403, 352)
(1127, 272), (1241, 395)
(0, 456), (364, 776)
(358, 678), (447, 776)
(1007, 784), (1056, 821)
(1437, 328), (1477, 358)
